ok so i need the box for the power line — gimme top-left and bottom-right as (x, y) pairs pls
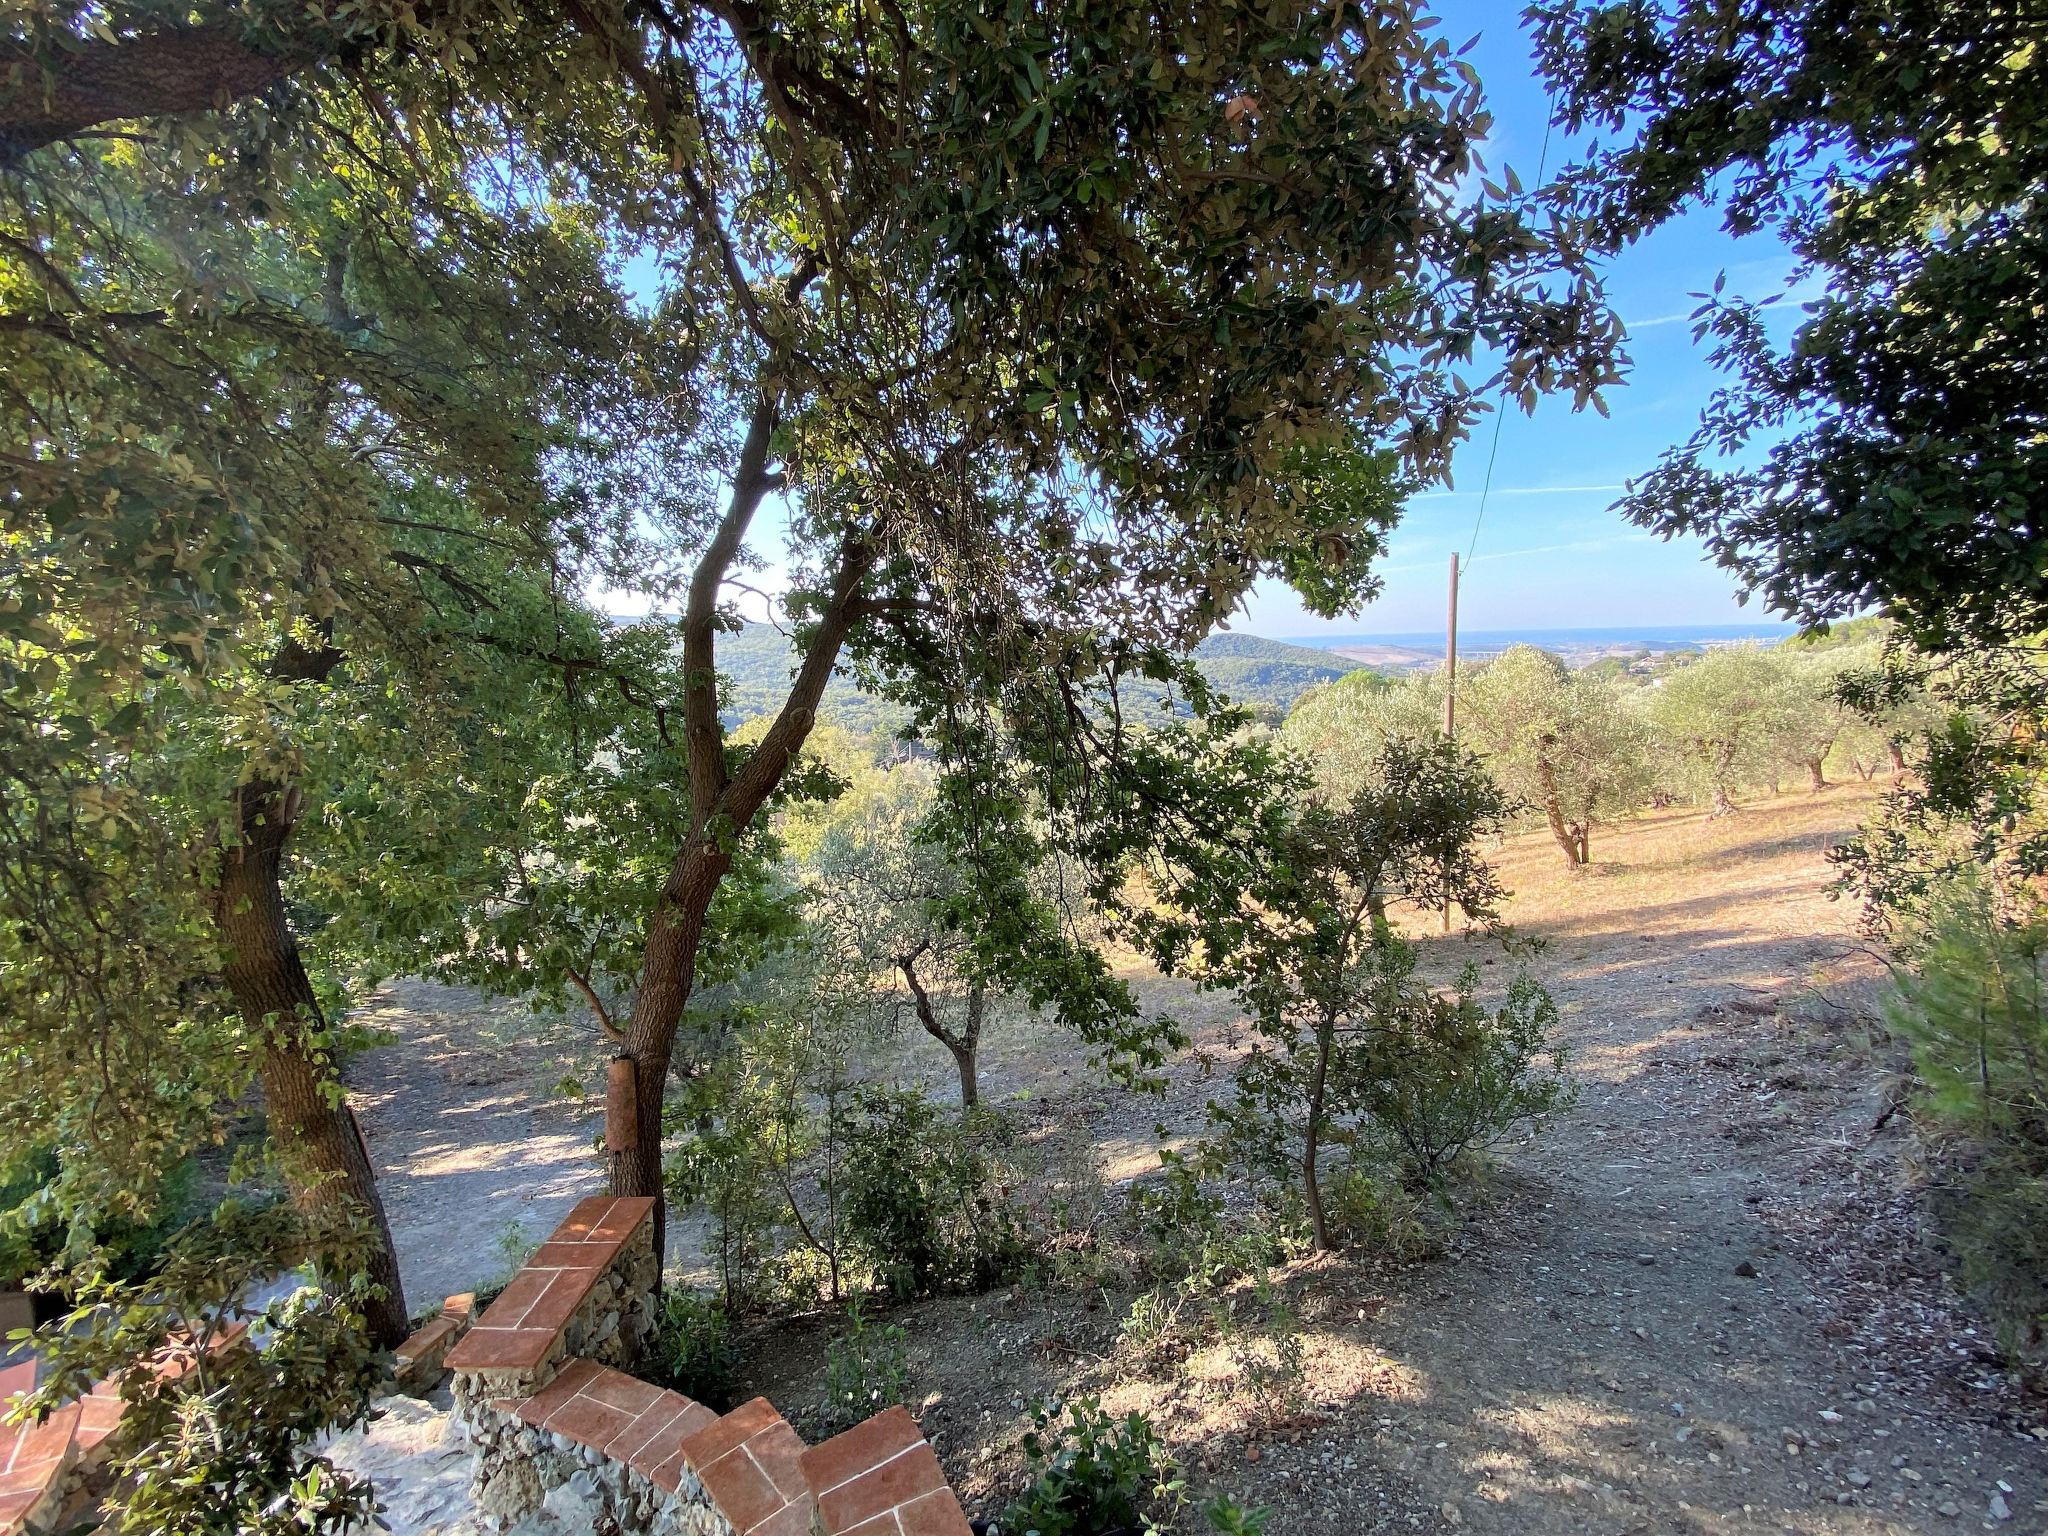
(1466, 109), (1556, 568)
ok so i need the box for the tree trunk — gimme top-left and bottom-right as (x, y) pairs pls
(611, 838), (730, 1265)
(1534, 753), (1583, 868)
(1543, 798), (1582, 867)
(957, 984), (985, 1109)
(1708, 744), (1738, 817)
(1805, 756), (1826, 792)
(606, 389), (863, 1278)
(898, 954), (979, 1108)
(216, 778), (411, 1348)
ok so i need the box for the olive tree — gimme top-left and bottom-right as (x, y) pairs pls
(1460, 646), (1654, 866)
(1282, 670), (1444, 803)
(811, 765), (997, 1107)
(1644, 646), (1797, 816)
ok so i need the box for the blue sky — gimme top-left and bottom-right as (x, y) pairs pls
(1244, 3), (1805, 639)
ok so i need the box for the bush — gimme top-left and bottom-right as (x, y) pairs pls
(1001, 1400), (1179, 1536)
(649, 1289), (740, 1409)
(0, 1151), (206, 1293)
(1201, 1497), (1270, 1535)
(1889, 885), (2048, 1364)
(666, 1074), (786, 1313)
(1350, 955), (1576, 1193)
(1320, 1167), (1436, 1259)
(25, 1200), (385, 1536)
(842, 1089), (1025, 1299)
(817, 1299), (909, 1435)
(1126, 1155), (1284, 1292)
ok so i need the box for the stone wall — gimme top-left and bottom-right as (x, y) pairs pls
(445, 1196), (663, 1528)
(459, 1414), (732, 1536)
(443, 1193), (972, 1536)
(446, 1195), (660, 1445)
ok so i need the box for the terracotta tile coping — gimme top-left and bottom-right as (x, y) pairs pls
(680, 1399), (809, 1535)
(511, 1358), (714, 1489)
(508, 1363), (827, 1536)
(802, 1407), (971, 1536)
(444, 1196), (655, 1374)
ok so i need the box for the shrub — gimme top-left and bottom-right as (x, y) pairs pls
(0, 1151), (206, 1293)
(1351, 957), (1576, 1193)
(25, 1200), (385, 1536)
(649, 1289), (740, 1409)
(666, 1072), (786, 1314)
(1201, 1497), (1270, 1535)
(842, 1089), (1025, 1299)
(817, 1299), (910, 1435)
(1223, 1277), (1308, 1429)
(1889, 885), (2048, 1363)
(1320, 1168), (1436, 1259)
(1001, 1400), (1180, 1536)
(1126, 1155), (1283, 1293)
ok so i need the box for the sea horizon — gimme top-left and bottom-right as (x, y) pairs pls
(1271, 621), (1798, 653)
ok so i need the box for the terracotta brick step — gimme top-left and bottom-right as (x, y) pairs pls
(675, 1395), (813, 1536)
(509, 1356), (715, 1488)
(0, 1360), (74, 1535)
(1, 1319), (259, 1535)
(445, 1196), (655, 1374)
(800, 1406), (972, 1536)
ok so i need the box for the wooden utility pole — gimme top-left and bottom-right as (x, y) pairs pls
(1443, 551), (1460, 738)
(1442, 552), (1461, 931)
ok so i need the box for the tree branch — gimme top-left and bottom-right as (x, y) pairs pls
(0, 309), (168, 335)
(0, 23), (334, 167)
(564, 964), (625, 1042)
(720, 536), (872, 828)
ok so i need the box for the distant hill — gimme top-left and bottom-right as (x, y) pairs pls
(1190, 632), (1370, 716)
(714, 625), (1371, 733)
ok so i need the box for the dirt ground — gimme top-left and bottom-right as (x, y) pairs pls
(346, 980), (607, 1311)
(345, 782), (2048, 1532)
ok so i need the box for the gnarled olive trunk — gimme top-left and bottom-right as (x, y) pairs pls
(1534, 745), (1585, 869)
(216, 778), (410, 1348)
(898, 952), (983, 1108)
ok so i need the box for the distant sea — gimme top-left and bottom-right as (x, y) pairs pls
(1281, 622), (1797, 659)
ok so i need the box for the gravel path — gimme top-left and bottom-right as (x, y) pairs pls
(344, 980), (605, 1313)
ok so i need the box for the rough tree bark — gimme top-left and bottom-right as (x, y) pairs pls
(216, 776), (411, 1348)
(606, 390), (872, 1269)
(897, 950), (982, 1108)
(0, 19), (348, 167)
(1805, 756), (1827, 791)
(1533, 749), (1584, 869)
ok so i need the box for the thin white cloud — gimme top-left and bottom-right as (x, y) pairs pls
(1468, 531), (1655, 565)
(1623, 309), (1697, 331)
